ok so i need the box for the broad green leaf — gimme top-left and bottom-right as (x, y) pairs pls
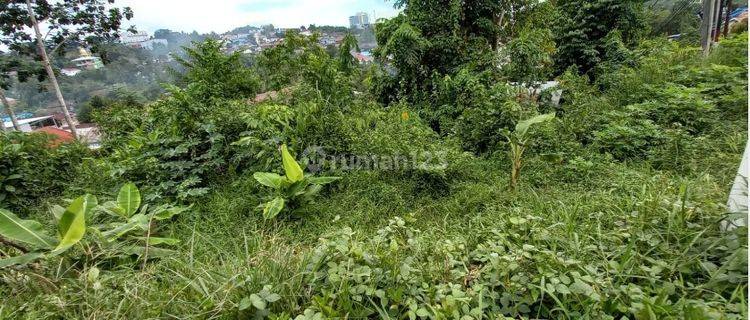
(556, 283), (571, 294)
(281, 144), (303, 183)
(153, 206), (188, 220)
(133, 237), (180, 246)
(49, 205), (66, 221)
(303, 184), (323, 199)
(0, 252), (44, 268)
(287, 180), (309, 197)
(102, 213), (150, 240)
(307, 176), (341, 185)
(248, 293), (267, 310)
(117, 183), (141, 217)
(253, 172), (285, 189)
(515, 113), (555, 137)
(238, 297), (253, 311)
(262, 197), (285, 220)
(0, 209), (56, 249)
(53, 195), (96, 254)
(101, 201), (126, 217)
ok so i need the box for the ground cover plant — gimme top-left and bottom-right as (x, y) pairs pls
(0, 1), (747, 319)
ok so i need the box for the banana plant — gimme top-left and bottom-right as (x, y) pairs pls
(97, 182), (188, 259)
(0, 194), (96, 268)
(254, 144), (340, 220)
(504, 113), (555, 190)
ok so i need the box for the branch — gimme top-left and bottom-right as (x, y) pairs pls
(0, 236), (29, 254)
(49, 31), (80, 56)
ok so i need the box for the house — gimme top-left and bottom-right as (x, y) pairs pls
(72, 48), (103, 70)
(32, 126), (75, 147)
(353, 52), (374, 64)
(120, 31), (151, 44)
(74, 123), (101, 149)
(60, 68), (82, 76)
(3, 115), (62, 132)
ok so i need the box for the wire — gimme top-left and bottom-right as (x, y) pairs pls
(655, 0), (696, 34)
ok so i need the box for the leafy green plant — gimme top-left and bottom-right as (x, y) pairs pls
(96, 182), (187, 262)
(253, 145), (339, 219)
(504, 113), (555, 190)
(0, 183), (186, 268)
(239, 285), (281, 318)
(0, 132), (88, 215)
(0, 194), (95, 268)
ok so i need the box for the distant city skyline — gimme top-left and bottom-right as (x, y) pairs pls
(116, 0), (401, 34)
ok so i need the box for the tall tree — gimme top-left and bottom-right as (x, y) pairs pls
(0, 0), (133, 138)
(553, 0), (645, 76)
(338, 33), (360, 73)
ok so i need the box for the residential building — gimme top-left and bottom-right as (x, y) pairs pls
(72, 47), (103, 70)
(120, 31), (150, 44)
(3, 115), (61, 132)
(349, 12), (370, 29)
(32, 126), (75, 147)
(60, 68), (82, 76)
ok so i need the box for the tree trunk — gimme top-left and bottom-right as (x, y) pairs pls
(723, 0), (733, 37)
(0, 89), (21, 131)
(25, 0), (78, 139)
(713, 0), (725, 42)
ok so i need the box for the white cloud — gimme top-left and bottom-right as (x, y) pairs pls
(116, 0), (400, 34)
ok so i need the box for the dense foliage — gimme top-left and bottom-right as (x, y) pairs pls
(0, 132), (87, 215)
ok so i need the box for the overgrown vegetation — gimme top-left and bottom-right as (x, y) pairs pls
(0, 1), (747, 319)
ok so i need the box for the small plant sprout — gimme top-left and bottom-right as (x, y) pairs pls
(253, 144), (340, 219)
(504, 113), (555, 190)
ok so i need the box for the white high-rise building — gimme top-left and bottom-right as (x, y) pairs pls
(349, 12), (370, 29)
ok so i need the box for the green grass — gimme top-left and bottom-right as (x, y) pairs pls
(1, 151), (745, 319)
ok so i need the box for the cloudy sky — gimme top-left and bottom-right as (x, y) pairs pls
(116, 0), (401, 34)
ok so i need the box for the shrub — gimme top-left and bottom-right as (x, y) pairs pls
(626, 84), (717, 134)
(0, 132), (88, 215)
(504, 113), (556, 190)
(170, 39), (261, 100)
(103, 87), (250, 201)
(706, 32), (748, 68)
(593, 115), (666, 160)
(0, 183), (187, 269)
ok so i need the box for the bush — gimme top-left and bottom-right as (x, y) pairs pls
(0, 132), (88, 215)
(706, 32), (748, 68)
(170, 39), (261, 101)
(99, 83), (253, 202)
(593, 116), (666, 160)
(626, 84), (717, 134)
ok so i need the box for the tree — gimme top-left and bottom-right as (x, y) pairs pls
(338, 33), (360, 74)
(170, 39), (260, 100)
(501, 28), (555, 90)
(553, 0), (645, 76)
(0, 0), (133, 138)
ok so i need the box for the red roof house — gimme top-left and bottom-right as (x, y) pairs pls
(32, 126), (75, 147)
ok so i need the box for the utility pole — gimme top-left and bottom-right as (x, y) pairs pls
(700, 0), (716, 56)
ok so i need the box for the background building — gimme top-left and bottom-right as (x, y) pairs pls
(349, 12), (370, 29)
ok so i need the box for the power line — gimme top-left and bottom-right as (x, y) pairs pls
(655, 0), (696, 33)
